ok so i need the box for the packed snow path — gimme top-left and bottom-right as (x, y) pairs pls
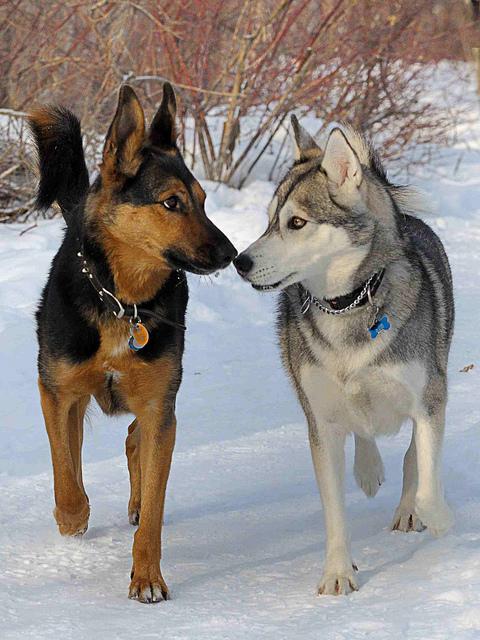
(1, 162), (479, 638)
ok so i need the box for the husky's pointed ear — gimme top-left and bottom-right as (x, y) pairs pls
(149, 82), (177, 148)
(321, 128), (362, 190)
(290, 115), (319, 161)
(101, 85), (145, 184)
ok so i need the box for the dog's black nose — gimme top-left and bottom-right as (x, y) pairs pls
(234, 253), (253, 276)
(214, 240), (237, 269)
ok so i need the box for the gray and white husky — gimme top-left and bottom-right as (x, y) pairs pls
(234, 117), (454, 595)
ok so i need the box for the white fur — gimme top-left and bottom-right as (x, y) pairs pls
(247, 203), (369, 297)
(299, 358), (426, 448)
(297, 342), (452, 593)
(267, 195), (278, 222)
(240, 122), (453, 594)
(322, 128), (362, 188)
(353, 435), (384, 498)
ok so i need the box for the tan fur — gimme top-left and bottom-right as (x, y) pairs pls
(41, 318), (180, 598)
(192, 181), (206, 204)
(29, 107), (59, 131)
(100, 88), (146, 187)
(39, 381), (90, 536)
(85, 181), (213, 304)
(37, 84), (229, 602)
(126, 419), (141, 523)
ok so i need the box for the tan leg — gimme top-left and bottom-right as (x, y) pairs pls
(128, 412), (176, 603)
(126, 419), (141, 525)
(39, 379), (90, 536)
(68, 396), (90, 500)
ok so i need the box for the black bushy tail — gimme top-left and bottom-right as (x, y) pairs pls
(28, 106), (89, 227)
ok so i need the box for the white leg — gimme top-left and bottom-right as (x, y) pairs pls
(391, 428), (425, 532)
(309, 422), (358, 595)
(354, 435), (385, 498)
(413, 408), (453, 537)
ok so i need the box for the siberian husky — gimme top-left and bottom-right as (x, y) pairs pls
(233, 117), (454, 595)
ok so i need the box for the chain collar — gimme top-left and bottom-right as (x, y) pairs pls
(300, 270), (385, 317)
(77, 247), (186, 331)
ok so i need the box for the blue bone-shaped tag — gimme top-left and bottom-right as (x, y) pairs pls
(369, 314), (390, 339)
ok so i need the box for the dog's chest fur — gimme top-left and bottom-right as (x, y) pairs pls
(294, 313), (426, 439)
(51, 318), (179, 417)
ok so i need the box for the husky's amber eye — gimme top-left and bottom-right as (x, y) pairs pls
(288, 216), (307, 230)
(162, 196), (179, 210)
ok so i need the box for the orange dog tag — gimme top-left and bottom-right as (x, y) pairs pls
(128, 322), (149, 351)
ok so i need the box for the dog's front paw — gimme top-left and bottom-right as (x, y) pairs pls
(415, 495), (454, 537)
(128, 507), (140, 526)
(129, 570), (169, 604)
(354, 456), (385, 499)
(354, 439), (384, 498)
(54, 500), (90, 537)
(318, 566), (358, 596)
(391, 503), (425, 532)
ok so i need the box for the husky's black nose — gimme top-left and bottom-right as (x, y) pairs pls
(234, 253), (253, 276)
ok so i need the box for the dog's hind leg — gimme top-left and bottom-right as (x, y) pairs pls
(412, 405), (453, 537)
(391, 428), (425, 532)
(39, 379), (90, 536)
(126, 419), (141, 526)
(68, 395), (90, 502)
(353, 435), (385, 498)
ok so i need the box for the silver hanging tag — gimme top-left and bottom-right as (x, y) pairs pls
(367, 283), (391, 339)
(367, 285), (379, 330)
(301, 292), (312, 314)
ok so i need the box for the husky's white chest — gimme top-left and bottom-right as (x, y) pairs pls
(299, 356), (426, 438)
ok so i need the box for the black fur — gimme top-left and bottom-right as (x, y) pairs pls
(29, 107), (89, 230)
(29, 106), (188, 395)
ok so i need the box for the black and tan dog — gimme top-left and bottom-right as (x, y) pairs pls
(29, 83), (236, 603)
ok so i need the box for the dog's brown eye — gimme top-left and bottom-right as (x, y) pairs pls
(163, 196), (179, 210)
(288, 216), (307, 230)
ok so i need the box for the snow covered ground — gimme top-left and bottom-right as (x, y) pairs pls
(1, 102), (480, 639)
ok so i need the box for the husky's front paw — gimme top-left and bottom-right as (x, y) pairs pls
(354, 439), (384, 498)
(318, 566), (358, 596)
(354, 455), (385, 499)
(391, 503), (425, 532)
(415, 496), (454, 537)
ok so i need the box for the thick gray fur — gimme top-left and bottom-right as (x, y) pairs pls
(237, 118), (455, 595)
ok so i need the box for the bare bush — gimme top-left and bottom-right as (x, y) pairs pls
(0, 0), (477, 220)
(0, 109), (34, 223)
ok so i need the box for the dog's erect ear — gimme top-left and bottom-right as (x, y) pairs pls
(149, 82), (177, 148)
(290, 115), (319, 161)
(321, 128), (362, 191)
(102, 85), (145, 184)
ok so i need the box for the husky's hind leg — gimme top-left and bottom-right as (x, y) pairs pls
(391, 429), (425, 532)
(354, 435), (384, 498)
(413, 403), (453, 537)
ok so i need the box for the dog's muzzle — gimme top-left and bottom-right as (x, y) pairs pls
(233, 252), (253, 278)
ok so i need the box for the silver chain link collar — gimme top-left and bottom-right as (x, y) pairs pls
(300, 272), (379, 316)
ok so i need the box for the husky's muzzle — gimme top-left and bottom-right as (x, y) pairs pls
(234, 252), (295, 291)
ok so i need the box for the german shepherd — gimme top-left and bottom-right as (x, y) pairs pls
(29, 83), (237, 603)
